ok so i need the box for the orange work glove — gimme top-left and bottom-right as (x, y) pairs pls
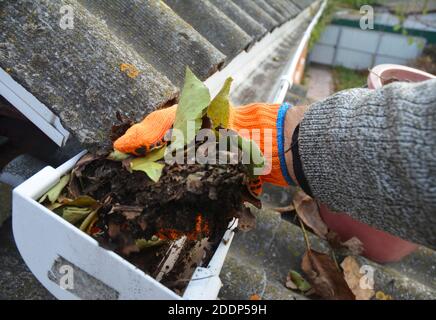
(114, 103), (295, 194)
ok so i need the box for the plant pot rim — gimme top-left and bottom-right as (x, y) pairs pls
(368, 64), (436, 89)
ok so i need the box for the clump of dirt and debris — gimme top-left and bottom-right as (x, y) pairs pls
(57, 139), (252, 292)
(40, 69), (260, 294)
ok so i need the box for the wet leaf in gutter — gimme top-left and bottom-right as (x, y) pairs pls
(79, 208), (99, 232)
(61, 195), (99, 208)
(136, 236), (164, 250)
(39, 174), (70, 204)
(60, 206), (93, 225)
(293, 190), (328, 239)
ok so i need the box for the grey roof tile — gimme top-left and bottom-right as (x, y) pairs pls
(163, 0), (253, 61)
(0, 0), (316, 149)
(252, 0), (287, 25)
(231, 0), (278, 31)
(269, 0), (300, 19)
(290, 0), (315, 10)
(0, 0), (178, 149)
(209, 0), (268, 41)
(78, 0), (225, 86)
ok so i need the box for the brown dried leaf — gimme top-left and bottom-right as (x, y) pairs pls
(327, 231), (364, 256)
(301, 250), (355, 300)
(273, 204), (295, 213)
(285, 278), (298, 290)
(293, 191), (328, 238)
(341, 256), (375, 300)
(110, 205), (143, 220)
(73, 153), (102, 177)
(342, 237), (364, 256)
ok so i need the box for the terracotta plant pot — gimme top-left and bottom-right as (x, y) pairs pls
(368, 64), (435, 89)
(322, 64), (435, 263)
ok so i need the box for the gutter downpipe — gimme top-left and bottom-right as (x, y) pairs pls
(271, 0), (328, 104)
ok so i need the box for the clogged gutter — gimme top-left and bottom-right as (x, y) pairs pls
(38, 68), (260, 294)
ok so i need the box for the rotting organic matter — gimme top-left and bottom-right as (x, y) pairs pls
(40, 68), (260, 294)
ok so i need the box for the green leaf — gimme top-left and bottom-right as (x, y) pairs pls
(39, 174), (70, 204)
(61, 206), (92, 225)
(289, 270), (311, 292)
(79, 208), (98, 232)
(131, 147), (166, 182)
(207, 77), (233, 128)
(238, 135), (265, 177)
(171, 67), (211, 151)
(107, 150), (130, 161)
(136, 236), (164, 250)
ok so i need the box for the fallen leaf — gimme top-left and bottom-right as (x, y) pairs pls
(110, 205), (143, 220)
(171, 67), (211, 151)
(207, 77), (233, 128)
(285, 278), (298, 290)
(375, 291), (393, 300)
(60, 206), (92, 225)
(136, 237), (164, 250)
(79, 208), (99, 232)
(327, 231), (364, 256)
(301, 250), (355, 300)
(61, 195), (98, 208)
(341, 256), (375, 300)
(273, 204), (295, 213)
(293, 190), (328, 239)
(287, 270), (311, 292)
(39, 174), (70, 204)
(72, 153), (103, 178)
(342, 237), (364, 256)
(131, 147), (166, 182)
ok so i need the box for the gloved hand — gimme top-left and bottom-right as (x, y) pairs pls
(114, 103), (297, 195)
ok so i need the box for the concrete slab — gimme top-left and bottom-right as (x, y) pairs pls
(306, 65), (334, 101)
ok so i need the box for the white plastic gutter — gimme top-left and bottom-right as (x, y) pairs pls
(271, 0), (328, 104)
(205, 1), (322, 98)
(0, 68), (70, 147)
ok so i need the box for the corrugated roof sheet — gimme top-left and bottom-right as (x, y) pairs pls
(232, 0), (278, 31)
(209, 0), (268, 41)
(0, 0), (316, 148)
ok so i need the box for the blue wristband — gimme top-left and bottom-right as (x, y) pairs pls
(276, 102), (295, 186)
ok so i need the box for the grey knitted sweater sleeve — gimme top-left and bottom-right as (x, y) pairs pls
(298, 79), (436, 248)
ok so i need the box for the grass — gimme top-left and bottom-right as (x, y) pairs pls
(332, 66), (368, 91)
